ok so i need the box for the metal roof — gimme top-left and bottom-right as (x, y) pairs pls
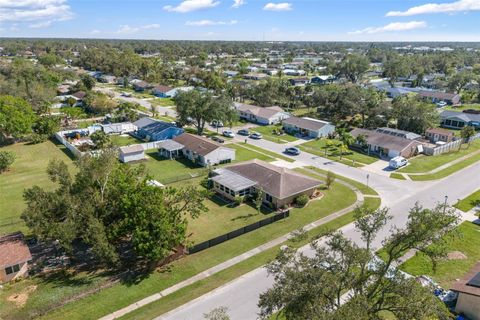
(211, 168), (257, 192)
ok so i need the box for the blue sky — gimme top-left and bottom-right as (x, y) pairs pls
(1, 0), (480, 41)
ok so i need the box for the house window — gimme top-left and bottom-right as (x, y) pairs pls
(265, 193), (273, 203)
(225, 187), (230, 193)
(230, 190), (235, 196)
(5, 264), (20, 275)
(219, 185), (224, 191)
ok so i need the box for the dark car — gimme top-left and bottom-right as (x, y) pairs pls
(249, 132), (263, 140)
(237, 129), (250, 136)
(285, 147), (300, 155)
(211, 136), (225, 143)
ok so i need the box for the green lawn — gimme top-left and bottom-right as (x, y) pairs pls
(454, 189), (480, 212)
(390, 173), (406, 180)
(226, 143), (276, 162)
(400, 222), (480, 288)
(298, 139), (379, 166)
(444, 103), (480, 112)
(150, 98), (175, 107)
(409, 151), (480, 181)
(188, 196), (275, 243)
(11, 177), (356, 320)
(231, 143), (295, 163)
(251, 125), (298, 144)
(0, 140), (75, 236)
(398, 140), (480, 174)
(110, 135), (143, 147)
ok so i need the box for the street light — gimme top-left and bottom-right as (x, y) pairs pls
(444, 195), (449, 214)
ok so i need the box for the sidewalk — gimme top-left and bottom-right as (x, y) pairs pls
(407, 149), (480, 176)
(99, 181), (365, 320)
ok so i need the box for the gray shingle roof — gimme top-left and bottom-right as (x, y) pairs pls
(282, 116), (330, 131)
(157, 139), (184, 151)
(119, 144), (144, 155)
(351, 128), (422, 153)
(235, 103), (286, 119)
(440, 110), (480, 122)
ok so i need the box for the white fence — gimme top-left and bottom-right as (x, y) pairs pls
(423, 139), (463, 156)
(469, 132), (480, 143)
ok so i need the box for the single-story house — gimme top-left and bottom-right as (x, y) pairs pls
(289, 77), (310, 86)
(283, 69), (306, 76)
(375, 127), (422, 140)
(350, 128), (424, 158)
(311, 75), (336, 85)
(282, 116), (335, 138)
(133, 81), (153, 92)
(425, 128), (454, 143)
(418, 90), (461, 105)
(210, 159), (322, 209)
(101, 122), (136, 134)
(119, 144), (145, 163)
(234, 103), (290, 125)
(451, 262), (480, 320)
(152, 85), (177, 98)
(440, 110), (480, 130)
(0, 232), (32, 283)
(243, 73), (268, 81)
(265, 68), (278, 76)
(133, 117), (184, 141)
(99, 75), (116, 84)
(172, 133), (235, 167)
(158, 139), (185, 159)
(57, 84), (71, 95)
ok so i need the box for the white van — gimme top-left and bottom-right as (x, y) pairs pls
(389, 156), (408, 169)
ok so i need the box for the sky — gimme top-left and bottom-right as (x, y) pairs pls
(1, 0), (480, 41)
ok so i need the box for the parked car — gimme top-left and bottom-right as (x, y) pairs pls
(211, 136), (225, 143)
(284, 147), (300, 155)
(210, 120), (224, 128)
(222, 130), (235, 138)
(249, 132), (263, 140)
(436, 101), (447, 108)
(389, 156), (408, 169)
(121, 92), (132, 97)
(237, 129), (250, 136)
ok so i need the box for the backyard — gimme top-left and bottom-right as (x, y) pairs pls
(298, 138), (379, 166)
(400, 222), (480, 288)
(110, 135), (143, 147)
(0, 140), (75, 236)
(1, 172), (359, 320)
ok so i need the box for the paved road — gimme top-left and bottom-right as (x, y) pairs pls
(158, 136), (480, 320)
(95, 86), (177, 118)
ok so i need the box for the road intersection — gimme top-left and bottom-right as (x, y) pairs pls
(157, 135), (480, 320)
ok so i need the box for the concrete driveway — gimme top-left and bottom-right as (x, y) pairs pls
(361, 159), (395, 177)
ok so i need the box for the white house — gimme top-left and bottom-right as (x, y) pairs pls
(234, 103), (290, 125)
(172, 133), (235, 167)
(152, 85), (177, 98)
(101, 122), (137, 134)
(119, 145), (145, 163)
(282, 117), (336, 138)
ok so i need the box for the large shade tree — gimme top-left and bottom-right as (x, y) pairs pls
(258, 204), (459, 320)
(22, 150), (208, 265)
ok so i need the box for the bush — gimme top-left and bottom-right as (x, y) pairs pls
(233, 196), (244, 206)
(200, 177), (212, 189)
(0, 151), (15, 173)
(295, 194), (309, 207)
(28, 133), (48, 144)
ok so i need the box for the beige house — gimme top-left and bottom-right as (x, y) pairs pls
(210, 160), (322, 208)
(451, 262), (480, 320)
(0, 232), (32, 283)
(173, 133), (235, 167)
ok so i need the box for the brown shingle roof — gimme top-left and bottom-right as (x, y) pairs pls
(351, 128), (422, 153)
(0, 232), (32, 269)
(418, 91), (460, 102)
(236, 103), (285, 119)
(426, 127), (454, 136)
(72, 91), (86, 99)
(173, 133), (224, 156)
(224, 160), (322, 199)
(153, 85), (174, 93)
(451, 262), (480, 297)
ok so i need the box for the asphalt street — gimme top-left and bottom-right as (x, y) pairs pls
(158, 135), (480, 320)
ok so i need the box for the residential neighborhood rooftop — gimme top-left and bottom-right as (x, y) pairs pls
(451, 262), (480, 297)
(173, 133), (226, 156)
(0, 232), (32, 269)
(282, 116), (331, 131)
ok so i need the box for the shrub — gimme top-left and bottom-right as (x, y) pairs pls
(233, 196), (244, 206)
(28, 133), (48, 144)
(0, 151), (15, 173)
(295, 194), (309, 207)
(200, 177), (212, 189)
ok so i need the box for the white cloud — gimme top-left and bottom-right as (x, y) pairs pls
(29, 20), (52, 28)
(185, 19), (237, 26)
(386, 0), (480, 17)
(90, 29), (100, 34)
(116, 23), (160, 34)
(349, 21), (427, 34)
(0, 0), (73, 22)
(232, 0), (245, 8)
(263, 2), (292, 11)
(163, 0), (220, 13)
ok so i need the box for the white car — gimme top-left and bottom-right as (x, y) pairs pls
(389, 156), (408, 169)
(222, 130), (235, 138)
(436, 101), (447, 108)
